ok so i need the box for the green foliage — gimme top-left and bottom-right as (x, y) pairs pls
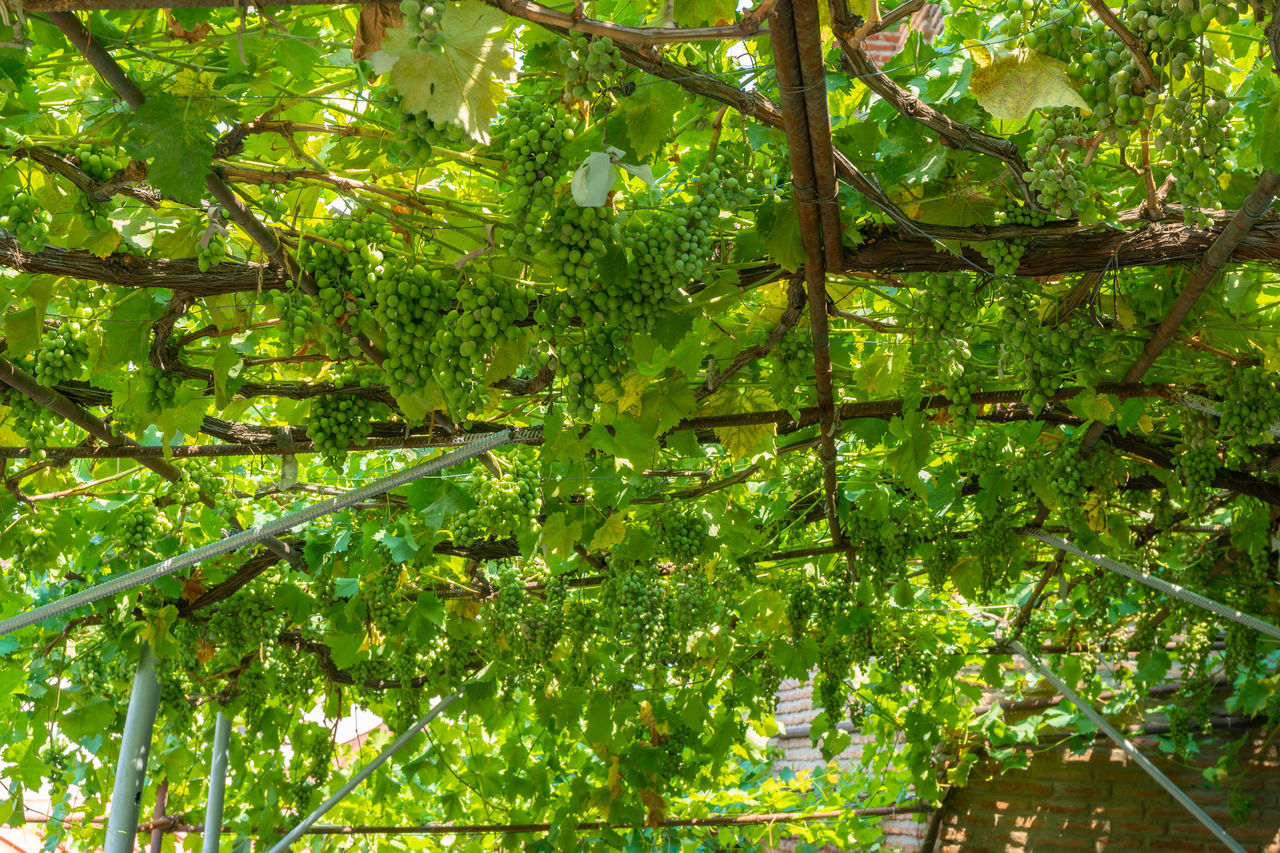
(1, 1), (1279, 849)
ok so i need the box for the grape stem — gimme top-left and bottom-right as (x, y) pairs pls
(1085, 0), (1161, 92)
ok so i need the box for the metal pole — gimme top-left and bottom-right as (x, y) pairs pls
(0, 429), (521, 638)
(104, 643), (161, 853)
(201, 712), (232, 853)
(1027, 530), (1280, 641)
(266, 691), (463, 853)
(1009, 640), (1246, 853)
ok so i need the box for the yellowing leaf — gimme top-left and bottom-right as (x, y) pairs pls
(616, 373), (650, 415)
(968, 47), (1087, 122)
(715, 421), (776, 462)
(589, 511), (627, 551)
(375, 0), (515, 142)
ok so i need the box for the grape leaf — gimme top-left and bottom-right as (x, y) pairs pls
(373, 0), (515, 142)
(967, 47), (1087, 121)
(124, 92), (215, 204)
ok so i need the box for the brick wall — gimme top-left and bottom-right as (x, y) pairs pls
(862, 3), (946, 67)
(772, 677), (1280, 852)
(938, 730), (1280, 853)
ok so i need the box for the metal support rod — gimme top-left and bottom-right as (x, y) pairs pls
(105, 643), (161, 853)
(201, 712), (232, 853)
(148, 778), (168, 852)
(0, 429), (518, 638)
(1027, 529), (1280, 641)
(266, 691), (463, 853)
(1009, 640), (1246, 853)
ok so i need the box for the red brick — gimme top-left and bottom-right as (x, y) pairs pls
(1094, 840), (1144, 850)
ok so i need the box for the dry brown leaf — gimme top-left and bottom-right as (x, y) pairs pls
(640, 788), (667, 826)
(352, 2), (404, 61)
(181, 571), (207, 603)
(196, 639), (216, 665)
(166, 12), (212, 44)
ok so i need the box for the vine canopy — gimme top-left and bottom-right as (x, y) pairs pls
(1, 0), (1279, 848)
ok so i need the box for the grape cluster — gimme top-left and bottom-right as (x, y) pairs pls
(1023, 111), (1089, 219)
(137, 365), (184, 412)
(914, 275), (981, 426)
(496, 99), (577, 227)
(291, 733), (335, 812)
(653, 501), (708, 564)
(451, 456), (541, 544)
(362, 565), (401, 631)
(398, 0), (445, 52)
(197, 233), (228, 272)
(1001, 288), (1100, 409)
(71, 145), (126, 181)
(431, 274), (533, 416)
(1174, 412), (1218, 514)
(208, 590), (278, 653)
(1212, 368), (1280, 457)
(771, 325), (815, 397)
(395, 110), (467, 166)
(117, 502), (161, 554)
(33, 323), (87, 387)
(0, 184), (52, 252)
(1158, 86), (1232, 226)
(846, 512), (911, 587)
(601, 560), (665, 660)
(5, 391), (55, 454)
(295, 217), (406, 358)
(926, 535), (958, 592)
(971, 517), (1020, 594)
(786, 581), (816, 643)
(307, 393), (376, 469)
(375, 262), (451, 396)
(558, 35), (626, 101)
(978, 206), (1046, 276)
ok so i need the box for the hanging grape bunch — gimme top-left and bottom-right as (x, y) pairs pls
(307, 392), (377, 469)
(653, 501), (708, 564)
(0, 183), (53, 252)
(846, 511), (910, 587)
(399, 0), (445, 52)
(558, 35), (626, 101)
(362, 565), (402, 632)
(33, 323), (88, 387)
(291, 732), (335, 812)
(451, 456), (541, 544)
(978, 206), (1045, 276)
(1173, 411), (1218, 514)
(1023, 110), (1088, 218)
(208, 589), (279, 653)
(71, 144), (126, 181)
(601, 559), (665, 662)
(118, 502), (161, 554)
(375, 261), (452, 396)
(496, 99), (577, 230)
(296, 217), (405, 358)
(197, 231), (228, 272)
(1157, 87), (1231, 226)
(137, 365), (184, 412)
(5, 391), (55, 454)
(1211, 367), (1280, 457)
(396, 110), (467, 166)
(431, 273), (533, 417)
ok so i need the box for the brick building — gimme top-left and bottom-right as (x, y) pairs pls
(771, 678), (1280, 852)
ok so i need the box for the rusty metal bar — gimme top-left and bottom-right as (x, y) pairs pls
(789, 0), (843, 272)
(771, 0), (846, 550)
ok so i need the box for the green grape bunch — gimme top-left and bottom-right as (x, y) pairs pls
(0, 184), (53, 252)
(4, 391), (56, 454)
(197, 232), (228, 272)
(653, 501), (708, 565)
(33, 323), (88, 387)
(118, 502), (162, 555)
(399, 0), (445, 53)
(137, 365), (185, 412)
(72, 145), (127, 182)
(496, 99), (577, 231)
(395, 110), (467, 166)
(1023, 110), (1088, 219)
(558, 35), (627, 101)
(308, 392), (377, 469)
(452, 456), (541, 544)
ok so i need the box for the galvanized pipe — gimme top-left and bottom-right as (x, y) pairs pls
(201, 712), (232, 853)
(104, 643), (161, 853)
